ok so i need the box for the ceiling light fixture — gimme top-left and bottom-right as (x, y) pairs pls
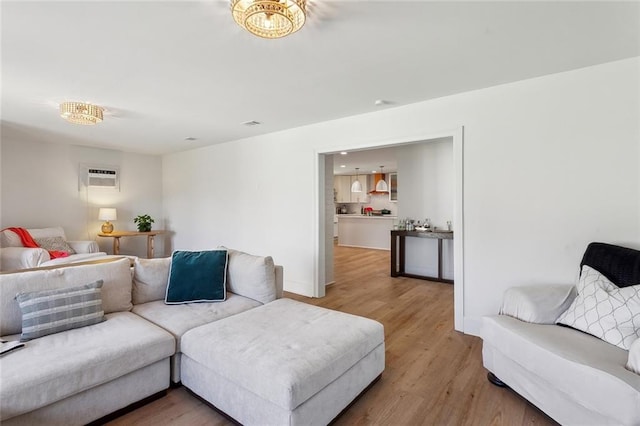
(375, 166), (389, 191)
(231, 0), (306, 39)
(351, 168), (362, 193)
(60, 102), (104, 125)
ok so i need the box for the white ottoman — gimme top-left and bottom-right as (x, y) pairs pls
(180, 298), (385, 426)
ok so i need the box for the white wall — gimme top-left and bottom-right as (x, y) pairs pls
(163, 57), (639, 333)
(397, 138), (454, 279)
(1, 134), (165, 258)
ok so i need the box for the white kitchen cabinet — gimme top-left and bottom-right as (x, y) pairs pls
(334, 175), (352, 203)
(334, 175), (369, 203)
(350, 175), (368, 202)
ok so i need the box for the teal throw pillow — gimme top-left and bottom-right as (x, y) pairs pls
(165, 250), (228, 304)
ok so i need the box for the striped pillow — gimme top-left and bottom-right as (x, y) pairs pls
(16, 280), (106, 341)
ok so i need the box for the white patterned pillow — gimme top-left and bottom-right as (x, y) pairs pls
(557, 265), (640, 350)
(34, 236), (76, 254)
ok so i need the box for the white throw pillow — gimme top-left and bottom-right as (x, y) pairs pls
(219, 246), (276, 305)
(132, 257), (172, 304)
(500, 284), (577, 324)
(556, 265), (640, 350)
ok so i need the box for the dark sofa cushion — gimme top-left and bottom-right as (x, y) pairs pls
(580, 242), (640, 288)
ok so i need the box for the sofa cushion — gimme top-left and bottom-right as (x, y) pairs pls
(500, 284), (577, 324)
(628, 338), (640, 375)
(38, 252), (110, 268)
(27, 227), (67, 240)
(0, 229), (22, 247)
(1, 227), (68, 248)
(181, 298), (385, 410)
(34, 236), (76, 255)
(0, 311), (175, 421)
(132, 293), (261, 351)
(16, 280), (105, 341)
(222, 247), (277, 304)
(557, 265), (640, 350)
(0, 258), (132, 336)
(133, 257), (171, 304)
(483, 315), (640, 425)
(166, 250), (228, 304)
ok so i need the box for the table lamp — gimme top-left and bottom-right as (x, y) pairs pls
(99, 208), (117, 233)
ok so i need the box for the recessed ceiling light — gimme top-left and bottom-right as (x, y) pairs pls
(340, 151), (348, 155)
(184, 137), (197, 141)
(371, 170), (377, 173)
(242, 120), (261, 126)
(340, 165), (346, 168)
(374, 99), (389, 106)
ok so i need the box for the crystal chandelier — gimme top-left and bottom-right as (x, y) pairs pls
(59, 102), (104, 125)
(231, 0), (307, 39)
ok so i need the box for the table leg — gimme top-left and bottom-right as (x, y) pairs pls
(113, 237), (120, 255)
(399, 236), (406, 275)
(437, 238), (443, 280)
(391, 233), (398, 277)
(147, 235), (155, 259)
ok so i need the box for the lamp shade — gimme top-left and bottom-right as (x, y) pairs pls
(375, 178), (389, 192)
(99, 208), (117, 221)
(375, 166), (388, 191)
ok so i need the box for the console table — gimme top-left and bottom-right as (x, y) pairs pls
(390, 230), (454, 284)
(97, 230), (166, 258)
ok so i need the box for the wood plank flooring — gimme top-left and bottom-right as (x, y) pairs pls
(108, 245), (557, 426)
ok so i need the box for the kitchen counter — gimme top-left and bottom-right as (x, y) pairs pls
(337, 215), (396, 250)
(337, 214), (397, 219)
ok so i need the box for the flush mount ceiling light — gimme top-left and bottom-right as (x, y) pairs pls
(351, 168), (362, 193)
(59, 102), (104, 125)
(375, 166), (389, 192)
(231, 0), (306, 39)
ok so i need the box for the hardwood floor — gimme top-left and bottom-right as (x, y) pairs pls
(108, 245), (557, 426)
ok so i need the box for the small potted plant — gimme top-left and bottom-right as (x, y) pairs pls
(134, 214), (154, 232)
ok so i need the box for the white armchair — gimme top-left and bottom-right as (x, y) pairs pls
(0, 227), (106, 271)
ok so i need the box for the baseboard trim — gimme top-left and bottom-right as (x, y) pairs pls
(463, 316), (482, 337)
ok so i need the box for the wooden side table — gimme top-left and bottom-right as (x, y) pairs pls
(97, 230), (166, 258)
(390, 230), (454, 284)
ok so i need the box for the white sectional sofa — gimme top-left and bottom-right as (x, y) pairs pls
(0, 250), (284, 425)
(482, 242), (640, 426)
(0, 248), (384, 425)
(0, 227), (107, 271)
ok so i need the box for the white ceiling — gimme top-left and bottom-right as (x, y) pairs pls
(2, 1), (639, 156)
(332, 146), (399, 176)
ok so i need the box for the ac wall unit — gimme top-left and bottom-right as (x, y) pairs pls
(79, 164), (120, 190)
(88, 168), (118, 187)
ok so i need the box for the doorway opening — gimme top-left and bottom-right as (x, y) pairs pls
(314, 128), (465, 331)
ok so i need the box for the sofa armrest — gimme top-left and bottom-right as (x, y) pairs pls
(499, 284), (577, 324)
(67, 240), (100, 254)
(0, 247), (50, 271)
(627, 338), (640, 375)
